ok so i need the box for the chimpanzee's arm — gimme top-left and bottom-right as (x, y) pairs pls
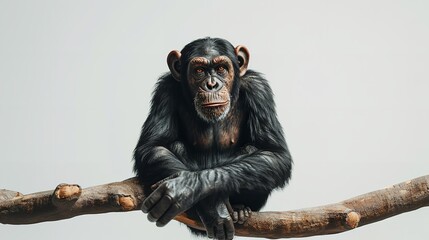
(200, 148), (291, 194)
(133, 75), (188, 185)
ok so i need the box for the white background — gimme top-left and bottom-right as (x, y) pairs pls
(1, 1), (428, 239)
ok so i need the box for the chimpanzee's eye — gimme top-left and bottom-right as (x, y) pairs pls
(216, 65), (227, 75)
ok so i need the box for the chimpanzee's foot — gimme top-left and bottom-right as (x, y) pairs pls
(230, 204), (252, 224)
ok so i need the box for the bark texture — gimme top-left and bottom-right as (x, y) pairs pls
(1, 175), (428, 238)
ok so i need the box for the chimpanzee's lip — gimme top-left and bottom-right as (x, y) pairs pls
(201, 101), (229, 108)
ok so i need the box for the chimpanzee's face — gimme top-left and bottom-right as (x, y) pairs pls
(186, 49), (235, 122)
(166, 39), (249, 123)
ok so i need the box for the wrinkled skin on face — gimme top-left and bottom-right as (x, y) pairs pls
(187, 52), (235, 122)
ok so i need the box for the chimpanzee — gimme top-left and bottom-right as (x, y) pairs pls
(134, 37), (292, 240)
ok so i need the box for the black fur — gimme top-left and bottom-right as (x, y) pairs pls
(134, 38), (292, 238)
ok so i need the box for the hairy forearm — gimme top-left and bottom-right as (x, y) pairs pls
(137, 146), (291, 203)
(197, 150), (291, 195)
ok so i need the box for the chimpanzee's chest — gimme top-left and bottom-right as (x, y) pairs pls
(183, 111), (245, 151)
(190, 124), (240, 151)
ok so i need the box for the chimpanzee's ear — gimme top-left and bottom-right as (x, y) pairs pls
(167, 50), (181, 81)
(235, 45), (250, 77)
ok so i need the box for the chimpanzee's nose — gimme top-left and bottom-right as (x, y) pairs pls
(204, 78), (223, 92)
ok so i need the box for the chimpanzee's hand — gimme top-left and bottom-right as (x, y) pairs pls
(196, 198), (235, 240)
(141, 171), (204, 227)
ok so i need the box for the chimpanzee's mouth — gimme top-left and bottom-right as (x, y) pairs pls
(201, 101), (229, 108)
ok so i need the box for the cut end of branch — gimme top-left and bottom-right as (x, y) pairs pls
(346, 211), (360, 229)
(54, 184), (82, 200)
(118, 196), (136, 211)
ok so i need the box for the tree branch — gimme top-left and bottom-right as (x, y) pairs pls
(1, 175), (428, 238)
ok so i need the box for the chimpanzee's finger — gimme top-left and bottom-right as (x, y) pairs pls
(225, 219), (235, 240)
(155, 201), (181, 227)
(147, 194), (173, 222)
(238, 209), (245, 224)
(215, 223), (226, 240)
(206, 225), (215, 239)
(141, 186), (165, 213)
